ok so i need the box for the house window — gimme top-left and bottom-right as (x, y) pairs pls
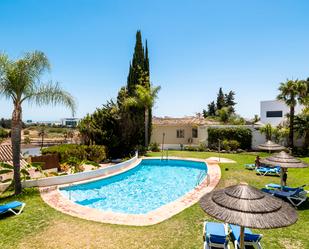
(192, 128), (198, 138)
(266, 111), (283, 118)
(176, 129), (185, 138)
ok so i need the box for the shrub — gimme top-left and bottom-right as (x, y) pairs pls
(23, 130), (30, 135)
(148, 142), (160, 152)
(86, 145), (106, 163)
(197, 143), (207, 152)
(42, 144), (106, 163)
(229, 140), (240, 151)
(135, 145), (147, 155)
(0, 128), (9, 139)
(221, 140), (231, 151)
(208, 127), (252, 150)
(184, 145), (198, 151)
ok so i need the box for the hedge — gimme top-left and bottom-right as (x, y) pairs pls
(208, 127), (252, 150)
(42, 144), (106, 163)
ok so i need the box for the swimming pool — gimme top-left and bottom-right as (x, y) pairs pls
(60, 159), (207, 215)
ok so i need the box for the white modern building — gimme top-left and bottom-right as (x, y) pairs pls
(260, 100), (303, 126)
(61, 118), (80, 127)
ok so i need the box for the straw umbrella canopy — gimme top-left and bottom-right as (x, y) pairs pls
(200, 184), (297, 249)
(257, 140), (286, 152)
(260, 151), (308, 187)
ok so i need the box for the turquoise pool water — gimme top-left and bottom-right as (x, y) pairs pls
(60, 159), (207, 214)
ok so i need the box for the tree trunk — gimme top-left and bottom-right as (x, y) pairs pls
(11, 104), (22, 195)
(289, 106), (295, 148)
(41, 134), (44, 149)
(144, 107), (149, 147)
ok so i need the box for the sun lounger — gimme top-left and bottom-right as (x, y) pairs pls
(245, 164), (256, 170)
(229, 224), (262, 249)
(261, 188), (307, 207)
(256, 166), (281, 176)
(203, 221), (230, 249)
(0, 201), (25, 215)
(265, 183), (306, 192)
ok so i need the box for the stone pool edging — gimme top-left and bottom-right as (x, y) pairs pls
(40, 157), (221, 226)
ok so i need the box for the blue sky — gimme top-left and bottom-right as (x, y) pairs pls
(0, 0), (308, 121)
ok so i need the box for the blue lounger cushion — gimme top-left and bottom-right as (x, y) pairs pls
(266, 183), (306, 192)
(229, 224), (262, 242)
(262, 188), (302, 197)
(0, 201), (24, 214)
(205, 222), (228, 245)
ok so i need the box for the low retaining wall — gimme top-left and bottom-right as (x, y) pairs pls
(21, 152), (138, 188)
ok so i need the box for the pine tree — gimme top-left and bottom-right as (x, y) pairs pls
(225, 91), (236, 113)
(207, 101), (217, 116)
(216, 87), (225, 110)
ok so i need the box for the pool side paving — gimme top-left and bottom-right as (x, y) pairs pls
(40, 157), (221, 226)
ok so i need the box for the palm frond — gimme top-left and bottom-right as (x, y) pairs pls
(22, 81), (77, 116)
(0, 169), (13, 175)
(0, 162), (14, 170)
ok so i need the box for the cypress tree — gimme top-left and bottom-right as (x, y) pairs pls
(144, 40), (150, 77)
(124, 30), (152, 147)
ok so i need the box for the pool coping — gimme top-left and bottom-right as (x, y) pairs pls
(40, 157), (221, 226)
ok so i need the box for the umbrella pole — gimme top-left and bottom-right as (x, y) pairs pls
(280, 168), (284, 190)
(240, 226), (245, 249)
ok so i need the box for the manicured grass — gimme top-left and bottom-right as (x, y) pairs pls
(1, 151), (309, 249)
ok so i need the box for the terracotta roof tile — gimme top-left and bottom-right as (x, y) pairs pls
(152, 116), (219, 126)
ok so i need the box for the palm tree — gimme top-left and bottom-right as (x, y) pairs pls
(277, 79), (307, 148)
(0, 51), (76, 194)
(38, 126), (47, 149)
(124, 84), (160, 147)
(259, 123), (275, 141)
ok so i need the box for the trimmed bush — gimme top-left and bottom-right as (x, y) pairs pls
(148, 142), (160, 152)
(42, 144), (106, 163)
(208, 127), (252, 150)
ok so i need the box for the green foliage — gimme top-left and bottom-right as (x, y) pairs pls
(197, 143), (207, 152)
(259, 123), (274, 140)
(229, 140), (240, 150)
(203, 101), (216, 117)
(24, 136), (31, 144)
(184, 145), (198, 151)
(277, 79), (308, 147)
(224, 91), (236, 114)
(42, 144), (106, 163)
(204, 88), (238, 121)
(294, 111), (309, 148)
(208, 127), (252, 150)
(148, 142), (160, 152)
(221, 140), (231, 151)
(217, 107), (230, 123)
(23, 130), (30, 135)
(0, 128), (9, 138)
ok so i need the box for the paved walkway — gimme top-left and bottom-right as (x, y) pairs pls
(40, 157), (221, 226)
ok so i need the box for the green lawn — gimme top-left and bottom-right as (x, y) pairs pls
(1, 151), (309, 249)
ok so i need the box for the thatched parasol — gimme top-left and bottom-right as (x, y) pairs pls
(260, 151), (308, 187)
(257, 140), (285, 152)
(200, 183), (297, 249)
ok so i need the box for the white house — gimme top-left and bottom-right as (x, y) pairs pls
(260, 100), (303, 126)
